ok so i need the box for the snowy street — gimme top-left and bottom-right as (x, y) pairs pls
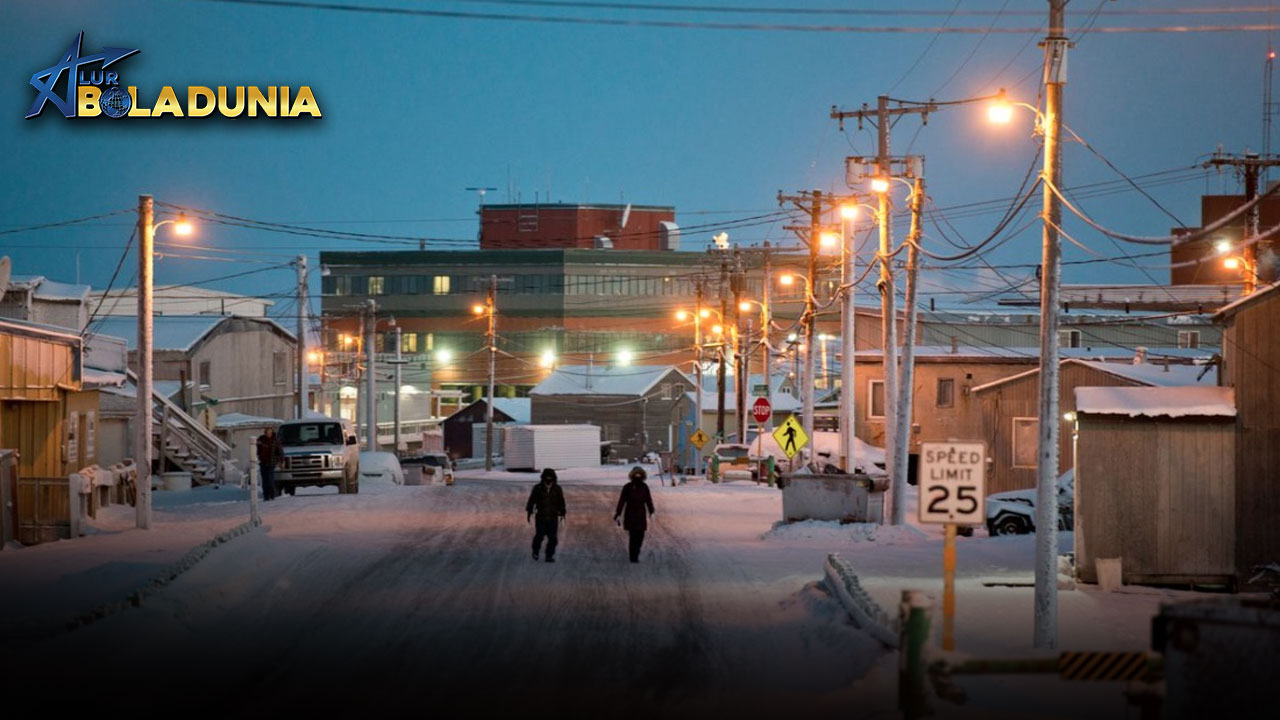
(0, 466), (1207, 718)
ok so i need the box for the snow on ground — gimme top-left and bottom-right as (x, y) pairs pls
(0, 461), (1229, 717)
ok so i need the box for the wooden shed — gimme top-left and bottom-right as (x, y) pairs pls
(442, 398), (529, 459)
(1214, 282), (1280, 584)
(976, 358), (1217, 495)
(1073, 385), (1237, 587)
(0, 318), (83, 544)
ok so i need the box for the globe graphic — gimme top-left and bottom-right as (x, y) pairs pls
(99, 87), (131, 118)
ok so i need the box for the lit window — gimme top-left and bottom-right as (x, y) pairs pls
(433, 276), (451, 295)
(368, 276), (385, 295)
(401, 333), (418, 353)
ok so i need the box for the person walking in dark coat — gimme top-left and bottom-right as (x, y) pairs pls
(614, 466), (655, 563)
(526, 468), (566, 562)
(256, 427), (284, 501)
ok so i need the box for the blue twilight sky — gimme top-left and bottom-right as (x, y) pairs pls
(0, 0), (1271, 319)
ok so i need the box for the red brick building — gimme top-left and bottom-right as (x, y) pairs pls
(479, 203), (678, 250)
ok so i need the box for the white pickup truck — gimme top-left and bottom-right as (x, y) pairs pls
(275, 417), (360, 495)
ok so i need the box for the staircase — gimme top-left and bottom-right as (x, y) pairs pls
(126, 370), (234, 484)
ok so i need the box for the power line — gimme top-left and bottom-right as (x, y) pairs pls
(188, 0), (1280, 33)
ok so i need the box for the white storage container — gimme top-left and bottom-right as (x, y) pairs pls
(504, 425), (600, 471)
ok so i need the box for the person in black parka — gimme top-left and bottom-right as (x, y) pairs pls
(614, 466), (655, 563)
(526, 468), (566, 562)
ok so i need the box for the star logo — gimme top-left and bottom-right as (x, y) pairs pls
(27, 32), (139, 119)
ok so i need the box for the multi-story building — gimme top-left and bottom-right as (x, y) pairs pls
(478, 203), (679, 251)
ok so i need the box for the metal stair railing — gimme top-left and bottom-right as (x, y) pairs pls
(125, 369), (232, 483)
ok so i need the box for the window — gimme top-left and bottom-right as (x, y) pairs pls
(1179, 330), (1200, 349)
(199, 361), (211, 386)
(936, 378), (955, 408)
(1012, 417), (1039, 468)
(433, 275), (451, 295)
(367, 276), (385, 295)
(868, 379), (885, 419)
(273, 351), (287, 385)
(402, 332), (418, 353)
(1059, 329), (1081, 348)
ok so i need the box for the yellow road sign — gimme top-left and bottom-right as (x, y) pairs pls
(690, 428), (710, 450)
(771, 414), (809, 459)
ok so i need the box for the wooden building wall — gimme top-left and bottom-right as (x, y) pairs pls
(978, 364), (1145, 494)
(1220, 292), (1280, 579)
(851, 358), (1035, 455)
(1075, 415), (1236, 585)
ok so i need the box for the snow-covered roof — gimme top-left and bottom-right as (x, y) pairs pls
(491, 398), (531, 423)
(973, 358), (1218, 394)
(689, 388), (801, 413)
(1075, 386), (1236, 418)
(9, 275), (90, 302)
(0, 316), (82, 343)
(87, 315), (294, 352)
(82, 368), (127, 389)
(530, 365), (691, 397)
(1213, 281), (1280, 319)
(215, 412), (281, 429)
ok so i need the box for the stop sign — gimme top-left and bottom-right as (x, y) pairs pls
(752, 397), (772, 423)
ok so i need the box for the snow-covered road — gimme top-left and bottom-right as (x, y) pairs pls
(4, 474), (880, 717)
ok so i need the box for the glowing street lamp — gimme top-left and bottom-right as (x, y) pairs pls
(616, 348), (634, 366)
(869, 177), (891, 194)
(539, 349), (556, 369)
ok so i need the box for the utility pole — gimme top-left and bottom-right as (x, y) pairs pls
(732, 249), (747, 443)
(716, 252), (729, 442)
(831, 97), (937, 524)
(894, 175), (926, 501)
(761, 242), (772, 425)
(778, 190), (857, 461)
(392, 326), (404, 456)
(364, 299), (377, 451)
(839, 206), (857, 473)
(295, 255), (307, 419)
(135, 194), (154, 530)
(484, 274), (497, 471)
(1204, 150), (1280, 286)
(694, 276), (704, 466)
(1033, 0), (1068, 650)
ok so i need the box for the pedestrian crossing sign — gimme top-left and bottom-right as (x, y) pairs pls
(690, 428), (710, 450)
(772, 414), (809, 459)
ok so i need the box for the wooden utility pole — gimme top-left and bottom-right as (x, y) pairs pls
(717, 252), (729, 442)
(484, 274), (497, 471)
(831, 97), (937, 524)
(295, 255), (308, 419)
(1204, 150), (1280, 287)
(894, 175), (926, 503)
(778, 190), (857, 462)
(732, 249), (747, 442)
(364, 299), (377, 451)
(1033, 0), (1068, 650)
(135, 194), (154, 530)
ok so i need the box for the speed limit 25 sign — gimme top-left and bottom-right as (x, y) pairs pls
(918, 442), (986, 525)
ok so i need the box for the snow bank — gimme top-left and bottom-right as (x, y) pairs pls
(764, 520), (929, 546)
(1075, 385), (1235, 418)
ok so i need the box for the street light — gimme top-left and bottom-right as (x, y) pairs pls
(135, 197), (195, 530)
(869, 177), (891, 194)
(540, 349), (556, 369)
(616, 349), (634, 366)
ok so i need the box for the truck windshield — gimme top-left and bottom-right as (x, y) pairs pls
(281, 422), (344, 446)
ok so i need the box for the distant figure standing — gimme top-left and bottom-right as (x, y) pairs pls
(526, 468), (566, 563)
(256, 427), (284, 501)
(614, 466), (655, 563)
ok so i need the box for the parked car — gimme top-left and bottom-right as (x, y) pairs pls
(400, 452), (455, 485)
(707, 443), (757, 481)
(985, 470), (1075, 536)
(358, 451), (404, 486)
(276, 417), (360, 495)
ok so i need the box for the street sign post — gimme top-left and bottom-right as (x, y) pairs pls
(918, 441), (987, 651)
(771, 414), (809, 460)
(690, 428), (710, 451)
(752, 397), (772, 424)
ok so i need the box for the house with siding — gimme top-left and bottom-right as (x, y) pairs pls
(0, 275), (91, 331)
(89, 315), (297, 419)
(530, 365), (693, 462)
(443, 397), (531, 459)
